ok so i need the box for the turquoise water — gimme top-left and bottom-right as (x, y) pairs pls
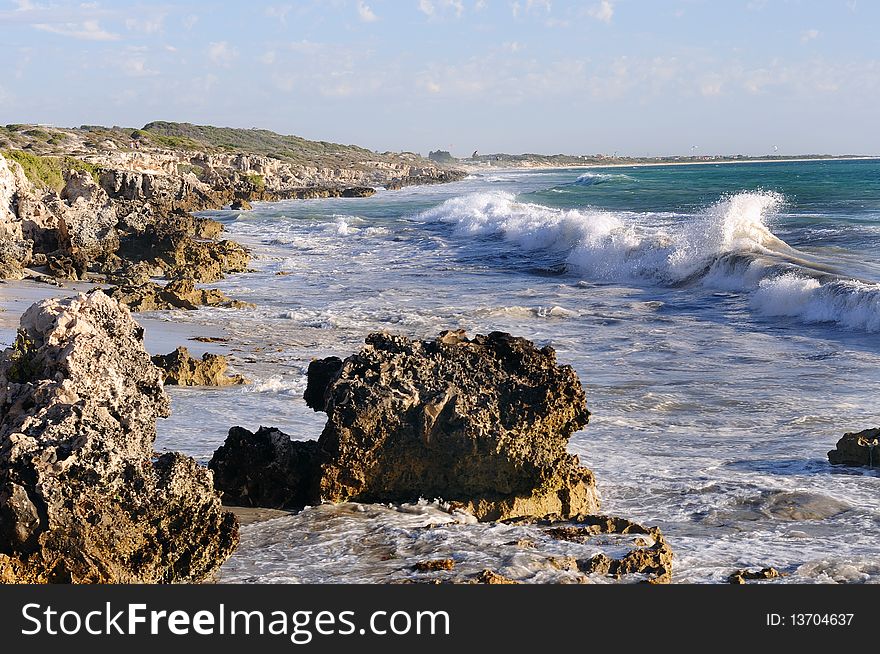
(154, 159), (880, 583)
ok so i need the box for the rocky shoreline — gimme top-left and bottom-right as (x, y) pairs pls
(0, 121), (467, 309)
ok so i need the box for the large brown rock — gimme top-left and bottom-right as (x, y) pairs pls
(152, 346), (248, 387)
(0, 291), (238, 583)
(211, 330), (600, 521)
(828, 427), (880, 467)
(109, 278), (253, 312)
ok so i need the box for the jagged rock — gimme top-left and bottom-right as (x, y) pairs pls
(543, 515), (674, 584)
(165, 238), (250, 283)
(211, 330), (599, 522)
(303, 356), (343, 411)
(473, 570), (518, 584)
(109, 278), (253, 311)
(828, 428), (880, 467)
(0, 238), (31, 280)
(59, 171), (119, 259)
(310, 331), (598, 521)
(0, 291), (238, 583)
(727, 567), (781, 584)
(116, 213), (246, 283)
(413, 559), (455, 572)
(46, 251), (88, 280)
(231, 198), (252, 211)
(209, 427), (321, 509)
(152, 346), (248, 387)
(106, 260), (163, 287)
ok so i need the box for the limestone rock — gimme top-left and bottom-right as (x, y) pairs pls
(211, 330), (600, 522)
(231, 198), (252, 211)
(727, 567), (781, 584)
(109, 278), (253, 311)
(311, 331), (598, 521)
(0, 291), (238, 583)
(828, 428), (880, 467)
(413, 559), (455, 572)
(152, 346), (248, 386)
(209, 427), (320, 509)
(0, 237), (31, 280)
(543, 514), (674, 584)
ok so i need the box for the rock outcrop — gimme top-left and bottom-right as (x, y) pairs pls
(828, 428), (879, 467)
(109, 278), (253, 311)
(0, 123), (467, 284)
(211, 330), (600, 522)
(152, 347), (248, 387)
(542, 515), (674, 584)
(0, 291), (238, 583)
(727, 567), (781, 584)
(209, 427), (320, 509)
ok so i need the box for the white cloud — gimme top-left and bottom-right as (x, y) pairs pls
(120, 57), (159, 77)
(265, 4), (293, 24)
(33, 20), (120, 41)
(125, 14), (166, 34)
(357, 1), (377, 22)
(207, 41), (238, 66)
(183, 14), (198, 30)
(588, 0), (614, 23)
(801, 29), (819, 43)
(260, 50), (277, 65)
(419, 0), (465, 17)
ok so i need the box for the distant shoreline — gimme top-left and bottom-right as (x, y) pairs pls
(457, 155), (880, 174)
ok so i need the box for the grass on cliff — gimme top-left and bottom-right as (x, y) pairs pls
(1, 150), (102, 190)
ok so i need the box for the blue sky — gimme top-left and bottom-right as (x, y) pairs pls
(0, 0), (877, 156)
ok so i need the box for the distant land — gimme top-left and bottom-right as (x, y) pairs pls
(427, 149), (877, 169)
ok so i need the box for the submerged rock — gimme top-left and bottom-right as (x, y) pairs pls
(0, 291), (238, 583)
(231, 198), (252, 211)
(828, 428), (880, 467)
(152, 346), (248, 387)
(211, 330), (600, 521)
(413, 559), (455, 572)
(727, 567), (781, 584)
(542, 514), (674, 584)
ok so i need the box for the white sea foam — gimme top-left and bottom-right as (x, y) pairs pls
(419, 190), (880, 332)
(752, 273), (880, 331)
(419, 190), (786, 284)
(245, 375), (305, 395)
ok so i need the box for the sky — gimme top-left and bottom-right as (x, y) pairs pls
(0, 0), (877, 156)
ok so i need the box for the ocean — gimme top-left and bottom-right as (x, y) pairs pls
(154, 158), (880, 583)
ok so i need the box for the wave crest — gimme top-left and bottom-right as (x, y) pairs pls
(419, 190), (880, 332)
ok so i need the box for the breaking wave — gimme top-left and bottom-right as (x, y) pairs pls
(572, 171), (635, 186)
(419, 190), (880, 332)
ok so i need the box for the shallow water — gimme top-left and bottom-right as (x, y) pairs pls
(152, 159), (880, 583)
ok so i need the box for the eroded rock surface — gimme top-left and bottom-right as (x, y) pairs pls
(152, 346), (248, 387)
(0, 291), (238, 583)
(109, 278), (253, 311)
(828, 428), (880, 467)
(212, 330), (600, 522)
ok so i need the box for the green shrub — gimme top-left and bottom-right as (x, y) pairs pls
(246, 173), (265, 192)
(0, 149), (65, 192)
(6, 329), (41, 383)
